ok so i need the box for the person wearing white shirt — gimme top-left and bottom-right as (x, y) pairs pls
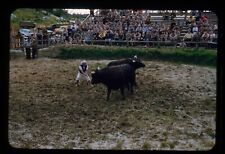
(75, 60), (91, 86)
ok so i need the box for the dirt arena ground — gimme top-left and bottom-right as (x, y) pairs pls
(9, 57), (216, 150)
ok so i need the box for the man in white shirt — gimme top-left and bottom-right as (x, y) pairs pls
(75, 60), (91, 86)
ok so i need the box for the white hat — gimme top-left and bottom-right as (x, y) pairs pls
(81, 60), (87, 64)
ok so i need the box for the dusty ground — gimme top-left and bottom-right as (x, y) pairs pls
(9, 57), (216, 150)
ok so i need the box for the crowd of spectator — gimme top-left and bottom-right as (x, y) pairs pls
(73, 10), (217, 46)
(18, 10), (218, 48)
(183, 11), (218, 42)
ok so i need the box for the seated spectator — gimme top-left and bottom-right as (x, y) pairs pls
(192, 24), (199, 34)
(151, 30), (159, 41)
(201, 31), (210, 41)
(134, 32), (142, 41)
(114, 31), (119, 40)
(169, 32), (178, 41)
(213, 24), (218, 33)
(192, 32), (200, 42)
(183, 30), (193, 41)
(209, 30), (217, 42)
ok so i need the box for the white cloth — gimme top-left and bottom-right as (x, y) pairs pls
(75, 71), (91, 81)
(76, 65), (90, 81)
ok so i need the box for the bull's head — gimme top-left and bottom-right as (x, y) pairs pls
(131, 60), (145, 69)
(91, 68), (101, 84)
(131, 56), (141, 63)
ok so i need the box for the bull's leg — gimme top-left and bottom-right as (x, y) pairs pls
(107, 88), (111, 101)
(32, 48), (37, 59)
(129, 74), (135, 94)
(126, 83), (130, 91)
(120, 87), (125, 100)
(130, 82), (134, 94)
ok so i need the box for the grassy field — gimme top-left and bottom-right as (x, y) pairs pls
(9, 50), (216, 149)
(34, 45), (217, 67)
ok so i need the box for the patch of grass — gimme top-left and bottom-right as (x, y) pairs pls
(23, 141), (32, 149)
(38, 45), (218, 67)
(168, 141), (178, 149)
(112, 140), (124, 150)
(10, 52), (24, 60)
(84, 144), (92, 149)
(202, 141), (215, 150)
(142, 142), (151, 150)
(64, 142), (74, 149)
(186, 132), (199, 139)
(205, 127), (215, 138)
(160, 142), (169, 148)
(118, 115), (136, 128)
(203, 99), (216, 110)
(162, 132), (168, 137)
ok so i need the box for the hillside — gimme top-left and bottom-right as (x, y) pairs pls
(11, 8), (79, 28)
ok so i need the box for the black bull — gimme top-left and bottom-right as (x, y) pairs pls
(107, 58), (144, 86)
(91, 61), (145, 101)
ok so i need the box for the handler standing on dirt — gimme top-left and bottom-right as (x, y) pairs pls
(31, 34), (38, 59)
(75, 60), (91, 86)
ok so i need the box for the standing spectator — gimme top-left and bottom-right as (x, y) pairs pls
(23, 36), (31, 59)
(186, 15), (195, 25)
(31, 34), (38, 59)
(90, 9), (94, 17)
(195, 11), (201, 22)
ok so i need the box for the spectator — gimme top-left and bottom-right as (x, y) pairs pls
(23, 36), (31, 59)
(183, 30), (193, 41)
(169, 32), (178, 41)
(195, 11), (201, 22)
(213, 24), (218, 33)
(209, 30), (217, 42)
(31, 34), (38, 59)
(192, 24), (199, 34)
(186, 15), (195, 25)
(90, 9), (94, 17)
(201, 31), (210, 41)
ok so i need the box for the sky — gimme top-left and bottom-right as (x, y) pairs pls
(65, 9), (90, 15)
(65, 9), (203, 15)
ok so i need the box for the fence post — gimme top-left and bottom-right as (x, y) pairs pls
(48, 35), (49, 46)
(41, 35), (43, 47)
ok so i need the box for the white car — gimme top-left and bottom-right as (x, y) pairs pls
(19, 28), (33, 37)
